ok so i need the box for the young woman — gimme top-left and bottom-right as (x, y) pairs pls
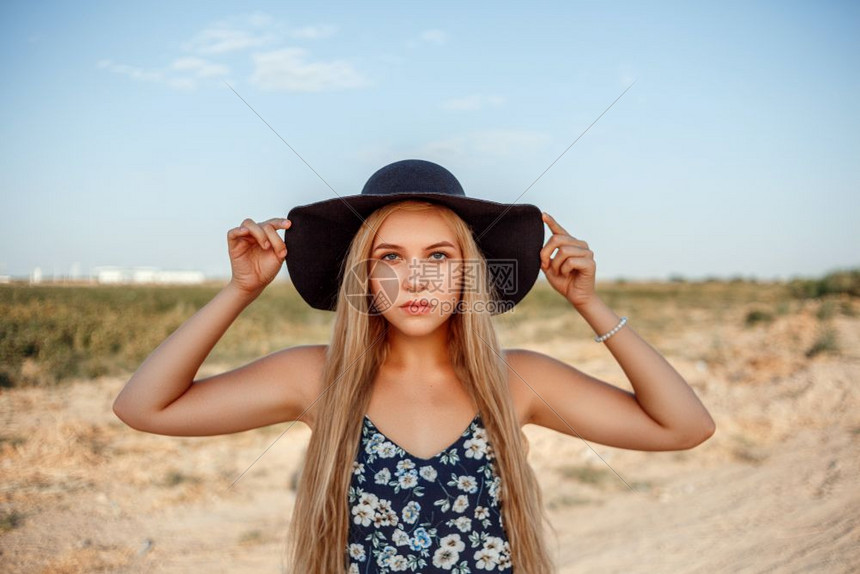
(113, 160), (715, 573)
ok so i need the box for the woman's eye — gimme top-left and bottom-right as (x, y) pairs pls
(380, 252), (449, 261)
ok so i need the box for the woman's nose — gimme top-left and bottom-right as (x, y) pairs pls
(403, 259), (429, 292)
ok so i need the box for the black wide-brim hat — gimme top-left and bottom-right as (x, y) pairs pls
(285, 159), (544, 314)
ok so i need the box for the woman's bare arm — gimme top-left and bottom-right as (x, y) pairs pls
(113, 282), (254, 418)
(112, 217), (325, 436)
(526, 212), (715, 450)
(111, 283), (324, 436)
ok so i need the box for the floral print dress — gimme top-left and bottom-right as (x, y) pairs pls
(346, 412), (512, 573)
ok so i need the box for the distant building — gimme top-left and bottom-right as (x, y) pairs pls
(94, 266), (126, 284)
(93, 266), (206, 285)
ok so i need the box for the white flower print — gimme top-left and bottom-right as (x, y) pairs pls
(392, 528), (410, 546)
(389, 554), (409, 571)
(484, 535), (505, 554)
(473, 536), (510, 571)
(358, 492), (379, 508)
(452, 494), (469, 513)
(365, 432), (384, 455)
(402, 500), (421, 524)
(348, 414), (513, 572)
(456, 474), (479, 493)
(409, 526), (433, 551)
(488, 475), (501, 501)
(439, 533), (466, 552)
(433, 546), (460, 569)
(397, 469), (419, 489)
(452, 516), (472, 532)
(464, 436), (488, 460)
(352, 502), (374, 527)
(419, 465), (438, 481)
(375, 467), (391, 485)
(376, 545), (397, 568)
(474, 547), (500, 570)
(348, 543), (366, 561)
(376, 441), (398, 458)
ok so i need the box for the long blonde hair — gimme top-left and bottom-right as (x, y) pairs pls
(282, 200), (556, 572)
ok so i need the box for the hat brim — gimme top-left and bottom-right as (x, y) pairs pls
(285, 192), (544, 314)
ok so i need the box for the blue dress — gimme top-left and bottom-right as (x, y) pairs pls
(346, 412), (512, 573)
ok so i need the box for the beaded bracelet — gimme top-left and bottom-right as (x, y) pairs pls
(594, 316), (628, 343)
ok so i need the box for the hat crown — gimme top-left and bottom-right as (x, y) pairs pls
(361, 159), (465, 198)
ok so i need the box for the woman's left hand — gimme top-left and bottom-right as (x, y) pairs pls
(539, 212), (597, 308)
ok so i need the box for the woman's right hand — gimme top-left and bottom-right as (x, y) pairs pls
(227, 217), (292, 296)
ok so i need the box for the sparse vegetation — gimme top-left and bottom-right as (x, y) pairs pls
(162, 470), (202, 487)
(557, 464), (615, 487)
(816, 300), (837, 320)
(806, 328), (839, 358)
(0, 282), (330, 388)
(745, 309), (774, 327)
(0, 509), (25, 532)
(788, 269), (860, 299)
(3, 271), (854, 388)
(730, 433), (769, 464)
(238, 529), (266, 545)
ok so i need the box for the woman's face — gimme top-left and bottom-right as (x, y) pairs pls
(368, 208), (464, 334)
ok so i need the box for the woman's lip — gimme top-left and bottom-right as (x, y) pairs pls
(400, 300), (431, 308)
(400, 301), (433, 314)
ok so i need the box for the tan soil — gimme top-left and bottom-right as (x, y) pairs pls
(1, 301), (858, 573)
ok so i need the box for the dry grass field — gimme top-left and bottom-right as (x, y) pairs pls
(1, 276), (858, 573)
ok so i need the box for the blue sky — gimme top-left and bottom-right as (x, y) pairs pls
(1, 1), (857, 282)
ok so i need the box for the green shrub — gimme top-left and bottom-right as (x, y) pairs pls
(806, 328), (839, 358)
(789, 269), (860, 299)
(745, 309), (774, 326)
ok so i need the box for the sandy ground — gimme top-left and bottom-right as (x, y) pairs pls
(1, 299), (858, 573)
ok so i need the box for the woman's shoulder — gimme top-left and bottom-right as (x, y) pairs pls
(500, 348), (538, 427)
(265, 344), (328, 428)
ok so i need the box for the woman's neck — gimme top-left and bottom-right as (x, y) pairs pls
(383, 325), (452, 374)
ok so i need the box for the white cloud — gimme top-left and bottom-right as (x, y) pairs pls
(170, 57), (229, 78)
(167, 77), (197, 91)
(99, 14), (352, 93)
(250, 48), (369, 92)
(98, 57), (229, 91)
(289, 24), (338, 39)
(181, 14), (336, 54)
(182, 27), (275, 55)
(420, 29), (448, 45)
(246, 11), (273, 28)
(421, 130), (551, 159)
(97, 59), (163, 83)
(442, 94), (506, 111)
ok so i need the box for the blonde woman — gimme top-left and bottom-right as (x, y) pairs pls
(113, 160), (715, 573)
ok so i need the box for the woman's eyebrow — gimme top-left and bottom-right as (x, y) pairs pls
(372, 241), (456, 252)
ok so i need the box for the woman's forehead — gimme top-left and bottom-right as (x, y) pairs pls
(373, 210), (458, 245)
